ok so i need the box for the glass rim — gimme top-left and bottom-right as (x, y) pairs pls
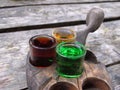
(52, 28), (76, 41)
(29, 34), (57, 50)
(56, 41), (86, 59)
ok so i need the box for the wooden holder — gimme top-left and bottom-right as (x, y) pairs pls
(26, 50), (113, 90)
(26, 8), (113, 90)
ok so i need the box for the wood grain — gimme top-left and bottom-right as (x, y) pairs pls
(58, 77), (79, 89)
(107, 64), (120, 90)
(0, 0), (118, 7)
(0, 2), (119, 32)
(88, 62), (113, 89)
(0, 21), (120, 89)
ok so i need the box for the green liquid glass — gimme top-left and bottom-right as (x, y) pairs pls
(56, 42), (86, 78)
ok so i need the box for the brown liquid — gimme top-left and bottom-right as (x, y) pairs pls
(30, 57), (54, 67)
(32, 36), (54, 48)
(29, 35), (56, 67)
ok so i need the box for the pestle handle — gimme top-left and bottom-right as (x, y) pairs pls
(86, 8), (104, 32)
(76, 8), (104, 45)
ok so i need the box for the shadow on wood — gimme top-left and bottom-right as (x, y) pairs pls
(82, 78), (110, 90)
(50, 82), (77, 90)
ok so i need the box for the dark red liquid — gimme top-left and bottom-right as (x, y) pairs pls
(33, 36), (54, 48)
(29, 35), (56, 67)
(30, 57), (55, 67)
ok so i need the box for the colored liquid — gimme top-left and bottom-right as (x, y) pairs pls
(58, 45), (84, 58)
(56, 56), (84, 78)
(52, 28), (76, 43)
(56, 42), (86, 78)
(29, 35), (56, 67)
(32, 36), (54, 48)
(30, 57), (54, 67)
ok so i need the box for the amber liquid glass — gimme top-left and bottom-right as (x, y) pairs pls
(52, 28), (76, 43)
(29, 35), (56, 67)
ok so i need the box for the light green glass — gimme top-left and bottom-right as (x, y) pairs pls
(56, 42), (86, 78)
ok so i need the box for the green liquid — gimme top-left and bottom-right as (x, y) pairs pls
(56, 57), (84, 78)
(56, 42), (86, 78)
(59, 45), (84, 58)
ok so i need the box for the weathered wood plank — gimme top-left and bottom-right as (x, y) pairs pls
(0, 20), (120, 89)
(0, 2), (120, 32)
(0, 0), (118, 7)
(107, 64), (120, 90)
(86, 20), (120, 65)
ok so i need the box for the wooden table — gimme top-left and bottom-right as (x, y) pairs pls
(0, 0), (120, 90)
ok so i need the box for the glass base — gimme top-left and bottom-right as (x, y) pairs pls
(56, 67), (84, 78)
(29, 58), (53, 67)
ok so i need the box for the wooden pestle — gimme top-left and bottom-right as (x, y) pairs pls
(76, 8), (104, 45)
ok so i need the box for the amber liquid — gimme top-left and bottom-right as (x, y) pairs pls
(53, 29), (76, 43)
(29, 35), (56, 67)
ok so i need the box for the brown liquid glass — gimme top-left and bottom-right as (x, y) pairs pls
(29, 35), (56, 67)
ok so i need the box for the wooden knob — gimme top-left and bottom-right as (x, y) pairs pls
(76, 8), (104, 45)
(86, 7), (104, 32)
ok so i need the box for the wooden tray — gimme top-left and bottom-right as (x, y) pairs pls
(26, 50), (113, 90)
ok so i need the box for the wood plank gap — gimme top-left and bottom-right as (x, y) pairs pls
(0, 20), (85, 33)
(56, 75), (60, 82)
(113, 49), (120, 56)
(0, 1), (119, 9)
(104, 16), (120, 22)
(77, 78), (80, 90)
(0, 16), (120, 33)
(84, 63), (89, 79)
(20, 88), (28, 90)
(31, 70), (41, 79)
(39, 77), (52, 90)
(85, 62), (95, 78)
(106, 61), (120, 67)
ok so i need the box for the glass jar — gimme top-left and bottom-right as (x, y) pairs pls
(52, 28), (76, 43)
(56, 41), (86, 78)
(29, 34), (57, 67)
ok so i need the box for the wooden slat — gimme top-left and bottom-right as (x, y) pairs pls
(0, 2), (120, 32)
(86, 20), (120, 65)
(107, 64), (120, 90)
(0, 0), (118, 7)
(88, 62), (113, 89)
